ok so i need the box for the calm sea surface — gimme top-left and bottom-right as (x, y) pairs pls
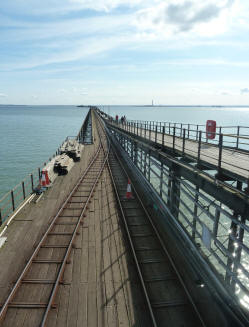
(1, 105), (249, 199)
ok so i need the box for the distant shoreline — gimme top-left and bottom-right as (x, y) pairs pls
(1, 104), (249, 108)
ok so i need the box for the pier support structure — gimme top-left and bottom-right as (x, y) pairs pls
(104, 118), (249, 308)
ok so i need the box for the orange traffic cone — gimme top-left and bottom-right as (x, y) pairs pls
(125, 178), (133, 199)
(44, 170), (50, 186)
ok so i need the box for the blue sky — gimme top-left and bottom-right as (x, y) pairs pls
(0, 0), (249, 105)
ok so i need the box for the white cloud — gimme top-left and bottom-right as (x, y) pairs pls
(134, 0), (236, 38)
(0, 93), (8, 97)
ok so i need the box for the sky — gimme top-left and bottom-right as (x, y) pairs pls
(0, 0), (249, 105)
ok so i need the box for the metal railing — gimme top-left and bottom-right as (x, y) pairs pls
(102, 115), (249, 182)
(98, 109), (249, 152)
(108, 123), (249, 311)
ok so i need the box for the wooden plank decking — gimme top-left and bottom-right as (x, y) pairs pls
(0, 116), (149, 326)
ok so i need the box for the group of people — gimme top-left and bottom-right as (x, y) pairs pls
(120, 115), (126, 124)
(114, 115), (126, 124)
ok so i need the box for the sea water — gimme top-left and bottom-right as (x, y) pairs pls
(1, 105), (249, 199)
(0, 105), (88, 199)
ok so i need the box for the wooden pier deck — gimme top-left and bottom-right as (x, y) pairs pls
(1, 110), (248, 327)
(0, 114), (149, 327)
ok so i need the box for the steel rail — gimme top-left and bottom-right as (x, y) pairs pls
(0, 115), (108, 326)
(40, 104), (110, 327)
(105, 140), (206, 326)
(106, 152), (158, 327)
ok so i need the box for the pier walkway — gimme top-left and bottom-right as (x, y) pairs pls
(0, 108), (249, 326)
(105, 119), (249, 184)
(0, 112), (149, 326)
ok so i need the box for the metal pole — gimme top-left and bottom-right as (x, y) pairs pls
(155, 126), (158, 143)
(188, 124), (190, 139)
(197, 131), (202, 165)
(236, 126), (240, 149)
(218, 133), (223, 174)
(173, 127), (176, 153)
(149, 123), (151, 140)
(143, 151), (147, 177)
(162, 126), (165, 146)
(192, 186), (199, 239)
(22, 182), (26, 200)
(31, 174), (34, 191)
(196, 125), (199, 141)
(182, 129), (186, 155)
(11, 190), (15, 211)
(148, 151), (151, 182)
(160, 162), (163, 197)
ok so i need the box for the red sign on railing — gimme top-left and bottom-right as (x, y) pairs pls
(206, 120), (216, 139)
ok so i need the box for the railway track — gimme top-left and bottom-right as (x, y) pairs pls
(0, 114), (109, 327)
(107, 146), (206, 327)
(0, 110), (206, 326)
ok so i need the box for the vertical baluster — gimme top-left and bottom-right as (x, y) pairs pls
(162, 126), (165, 146)
(182, 129), (186, 155)
(197, 131), (202, 165)
(11, 190), (15, 211)
(173, 127), (176, 153)
(236, 126), (240, 149)
(218, 133), (223, 175)
(22, 181), (26, 200)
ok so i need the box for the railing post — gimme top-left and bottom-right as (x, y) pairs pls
(140, 123), (142, 137)
(22, 181), (26, 200)
(236, 126), (240, 149)
(162, 126), (165, 146)
(137, 122), (139, 135)
(218, 133), (223, 173)
(196, 125), (199, 141)
(149, 123), (151, 140)
(173, 127), (176, 153)
(169, 122), (171, 135)
(11, 190), (15, 211)
(182, 128), (186, 155)
(30, 174), (34, 191)
(180, 123), (183, 137)
(155, 126), (158, 143)
(160, 162), (163, 197)
(192, 185), (199, 239)
(197, 131), (202, 165)
(187, 124), (190, 139)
